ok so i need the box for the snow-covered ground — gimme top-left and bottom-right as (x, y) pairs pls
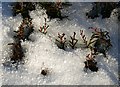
(1, 2), (119, 85)
(0, 2), (2, 87)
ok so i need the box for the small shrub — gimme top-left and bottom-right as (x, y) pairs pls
(86, 2), (118, 19)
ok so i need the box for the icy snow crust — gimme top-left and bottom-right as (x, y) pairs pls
(2, 2), (118, 85)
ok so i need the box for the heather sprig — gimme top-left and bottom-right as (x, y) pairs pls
(39, 18), (49, 34)
(69, 32), (78, 49)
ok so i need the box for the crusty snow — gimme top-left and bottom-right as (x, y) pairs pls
(1, 2), (119, 85)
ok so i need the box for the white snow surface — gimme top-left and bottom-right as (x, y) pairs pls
(0, 2), (2, 87)
(1, 2), (119, 85)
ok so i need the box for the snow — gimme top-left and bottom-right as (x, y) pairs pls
(1, 2), (119, 85)
(0, 2), (2, 87)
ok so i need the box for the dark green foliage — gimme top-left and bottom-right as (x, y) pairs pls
(86, 2), (119, 19)
(12, 2), (35, 19)
(69, 32), (78, 49)
(12, 2), (70, 20)
(38, 2), (70, 20)
(93, 38), (111, 57)
(38, 2), (54, 9)
(55, 33), (66, 50)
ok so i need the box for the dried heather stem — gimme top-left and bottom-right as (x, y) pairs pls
(39, 17), (49, 34)
(69, 32), (78, 49)
(80, 30), (87, 46)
